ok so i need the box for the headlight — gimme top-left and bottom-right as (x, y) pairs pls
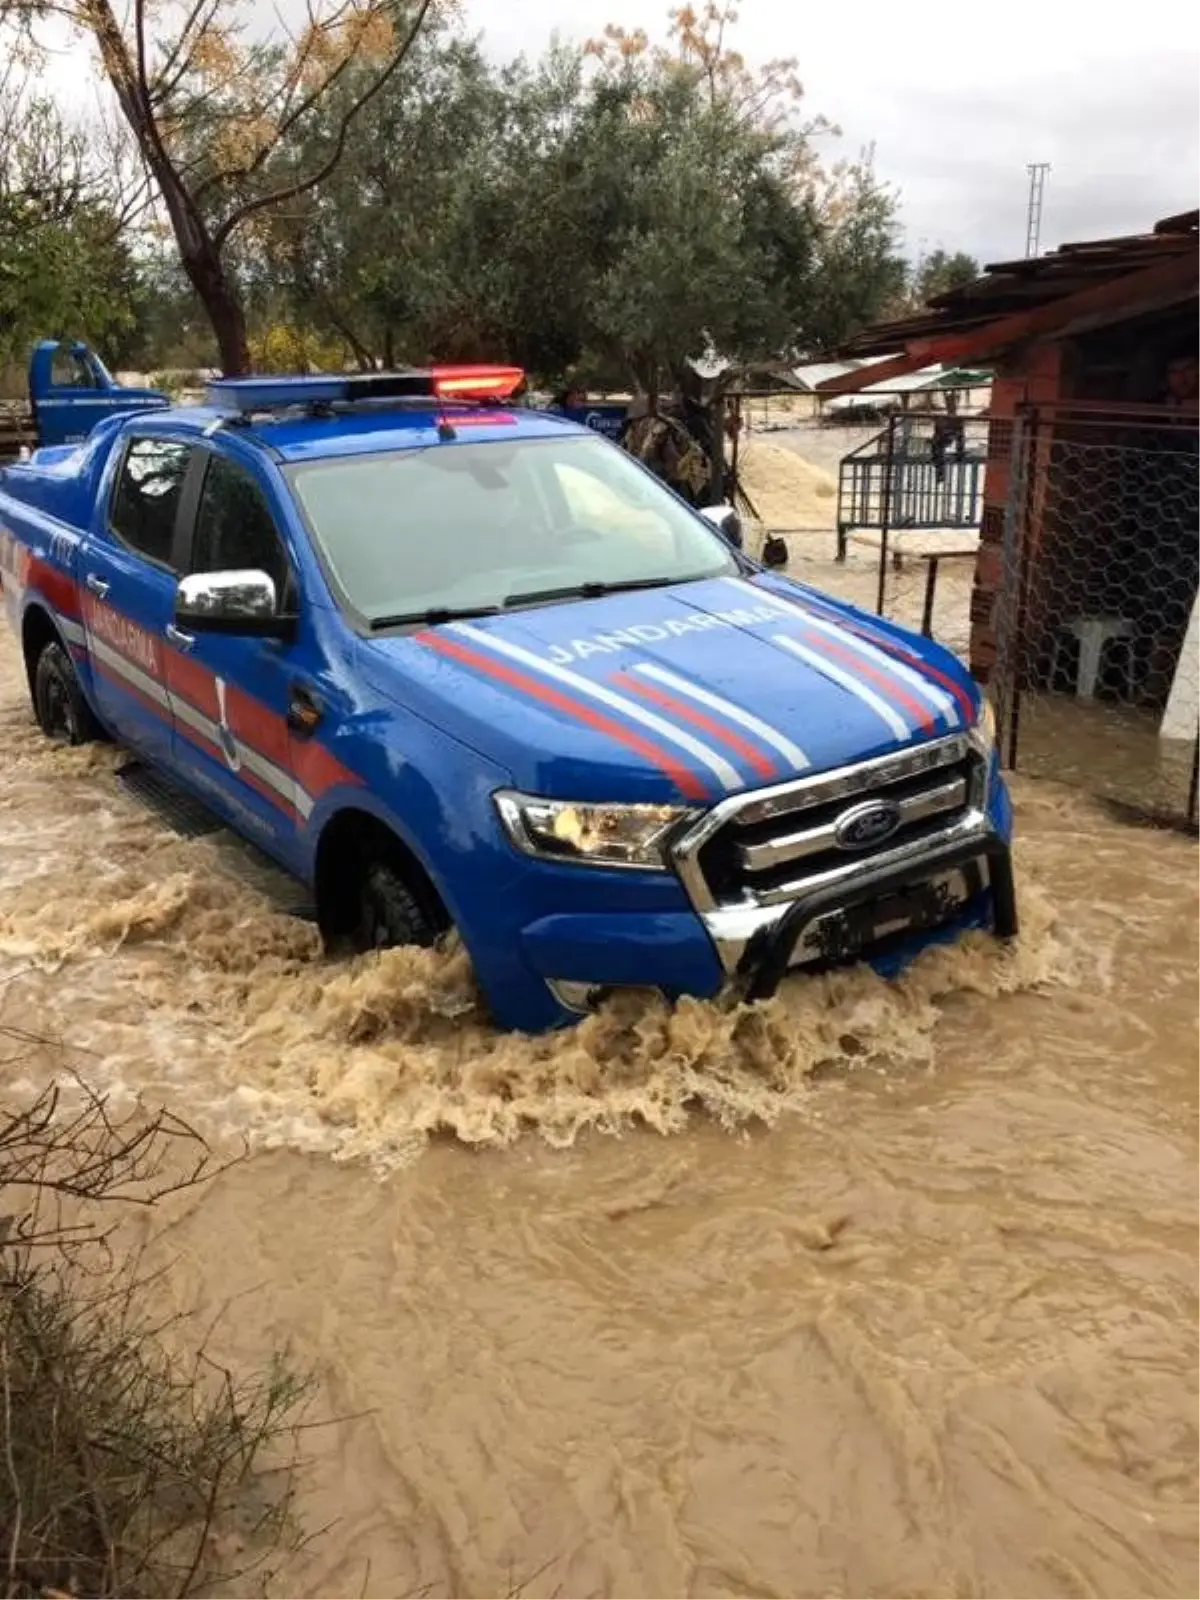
(971, 697), (997, 757)
(494, 791), (695, 870)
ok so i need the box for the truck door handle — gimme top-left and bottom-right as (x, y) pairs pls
(85, 573), (110, 598)
(165, 623), (195, 652)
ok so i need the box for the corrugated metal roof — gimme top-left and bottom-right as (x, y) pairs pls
(821, 364), (993, 412)
(822, 366), (947, 410)
(863, 366), (945, 393)
(791, 356), (891, 391)
(791, 362), (855, 390)
(835, 208), (1198, 360)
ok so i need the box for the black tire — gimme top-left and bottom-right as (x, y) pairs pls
(32, 639), (101, 745)
(353, 858), (441, 952)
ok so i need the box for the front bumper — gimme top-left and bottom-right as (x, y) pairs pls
(712, 824), (1016, 1001)
(515, 821), (1015, 1022)
(678, 733), (1014, 994)
(495, 743), (1016, 1030)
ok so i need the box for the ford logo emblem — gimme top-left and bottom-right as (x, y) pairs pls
(834, 799), (903, 851)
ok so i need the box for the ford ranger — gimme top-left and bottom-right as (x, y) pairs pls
(0, 366), (1016, 1032)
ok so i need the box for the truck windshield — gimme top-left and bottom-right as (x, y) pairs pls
(287, 434), (738, 626)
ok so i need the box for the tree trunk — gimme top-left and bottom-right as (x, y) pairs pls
(341, 330), (377, 372)
(181, 245), (251, 376)
(81, 0), (253, 377)
(306, 284), (375, 371)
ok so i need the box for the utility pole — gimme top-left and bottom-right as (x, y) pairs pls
(1025, 163), (1050, 257)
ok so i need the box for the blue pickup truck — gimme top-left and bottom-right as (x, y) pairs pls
(0, 366), (1016, 1032)
(26, 339), (169, 449)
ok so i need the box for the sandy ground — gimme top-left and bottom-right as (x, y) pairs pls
(734, 429), (978, 661)
(737, 431), (842, 532)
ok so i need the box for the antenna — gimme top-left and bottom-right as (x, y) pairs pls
(1025, 163), (1050, 257)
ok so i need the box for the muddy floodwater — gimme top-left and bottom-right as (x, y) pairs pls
(0, 625), (1197, 1599)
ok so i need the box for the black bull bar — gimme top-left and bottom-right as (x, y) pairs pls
(738, 833), (1018, 1002)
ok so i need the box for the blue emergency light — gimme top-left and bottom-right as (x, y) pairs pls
(206, 365), (525, 414)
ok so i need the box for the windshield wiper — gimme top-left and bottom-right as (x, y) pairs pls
(504, 574), (696, 607)
(370, 571), (712, 627)
(368, 604), (501, 630)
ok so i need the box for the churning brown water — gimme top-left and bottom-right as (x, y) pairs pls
(1, 625), (1196, 1599)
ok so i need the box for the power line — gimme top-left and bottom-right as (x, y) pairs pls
(1025, 163), (1050, 258)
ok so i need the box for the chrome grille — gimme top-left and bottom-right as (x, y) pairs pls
(671, 733), (988, 915)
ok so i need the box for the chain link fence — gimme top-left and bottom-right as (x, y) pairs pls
(743, 401), (1197, 831)
(993, 408), (1198, 830)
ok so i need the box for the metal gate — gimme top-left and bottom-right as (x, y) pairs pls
(836, 413), (987, 561)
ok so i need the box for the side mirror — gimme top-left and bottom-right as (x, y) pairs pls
(761, 534), (789, 569)
(700, 503), (743, 550)
(175, 569), (295, 639)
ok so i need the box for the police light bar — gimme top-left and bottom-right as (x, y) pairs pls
(431, 365), (524, 400)
(207, 365), (525, 414)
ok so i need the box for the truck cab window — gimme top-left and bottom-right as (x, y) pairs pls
(51, 348), (99, 390)
(190, 455), (291, 604)
(109, 438), (192, 567)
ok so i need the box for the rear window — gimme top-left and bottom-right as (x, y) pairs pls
(110, 438), (192, 568)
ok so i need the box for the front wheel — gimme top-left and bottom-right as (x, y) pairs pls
(32, 639), (101, 745)
(354, 859), (442, 952)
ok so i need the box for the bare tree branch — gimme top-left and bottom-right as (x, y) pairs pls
(147, 0), (222, 107)
(213, 0), (437, 248)
(231, 4), (361, 179)
(0, 1231), (313, 1597)
(2, 0), (443, 371)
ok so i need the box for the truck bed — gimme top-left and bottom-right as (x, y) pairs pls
(0, 399), (36, 462)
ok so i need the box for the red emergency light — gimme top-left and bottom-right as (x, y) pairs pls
(431, 365), (525, 401)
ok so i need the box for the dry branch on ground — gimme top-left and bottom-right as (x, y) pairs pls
(0, 1060), (311, 1599)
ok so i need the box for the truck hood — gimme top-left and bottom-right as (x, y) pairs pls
(361, 572), (981, 804)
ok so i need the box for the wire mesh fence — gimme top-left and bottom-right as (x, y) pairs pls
(743, 399), (1197, 831)
(993, 407), (1199, 830)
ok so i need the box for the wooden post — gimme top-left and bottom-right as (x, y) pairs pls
(876, 414), (897, 616)
(710, 391), (726, 505)
(1005, 409), (1041, 772)
(921, 557), (940, 636)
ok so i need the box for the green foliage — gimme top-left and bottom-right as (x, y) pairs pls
(800, 149), (909, 351)
(251, 4), (908, 384)
(0, 211), (133, 366)
(912, 247), (981, 307)
(0, 94), (140, 368)
(248, 320), (350, 373)
(2, 3), (920, 380)
(544, 58), (819, 389)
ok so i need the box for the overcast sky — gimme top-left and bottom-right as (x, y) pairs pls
(32, 0), (1200, 264)
(471, 0), (1200, 263)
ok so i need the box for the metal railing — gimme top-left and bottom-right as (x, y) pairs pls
(836, 413), (988, 565)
